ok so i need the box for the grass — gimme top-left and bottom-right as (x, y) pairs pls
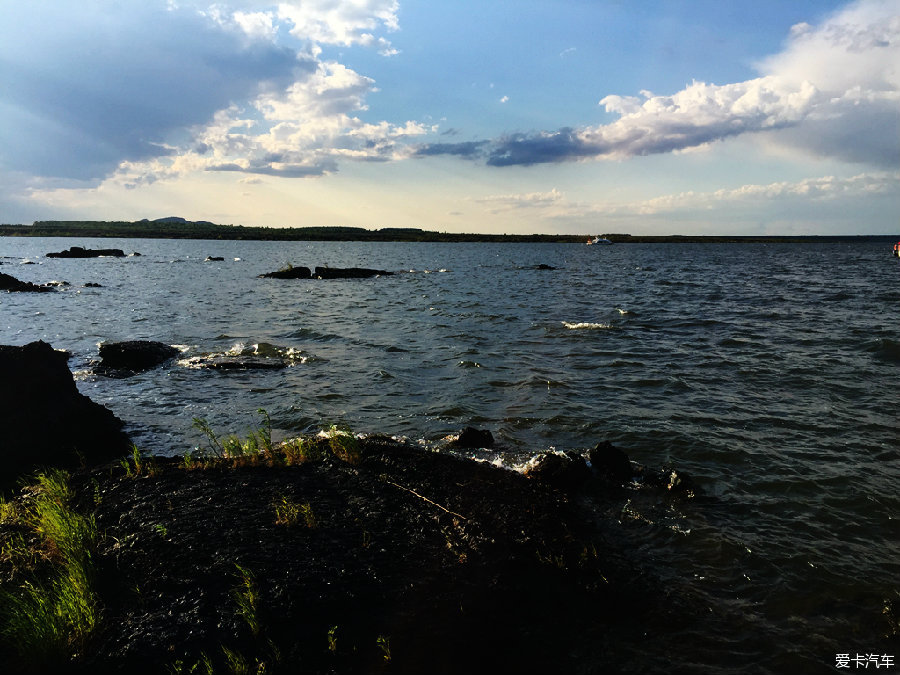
(326, 425), (362, 465)
(188, 413), (362, 471)
(120, 444), (159, 478)
(191, 410), (278, 468)
(0, 469), (101, 668)
(273, 496), (316, 528)
(232, 564), (262, 638)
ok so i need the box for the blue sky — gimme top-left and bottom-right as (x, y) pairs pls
(1, 0), (897, 234)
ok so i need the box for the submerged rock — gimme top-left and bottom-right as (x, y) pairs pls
(0, 341), (130, 486)
(98, 340), (180, 374)
(0, 272), (50, 292)
(46, 246), (127, 258)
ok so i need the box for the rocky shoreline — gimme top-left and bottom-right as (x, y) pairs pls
(2, 433), (702, 675)
(0, 340), (705, 674)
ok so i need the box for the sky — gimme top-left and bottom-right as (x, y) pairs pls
(1, 0), (898, 235)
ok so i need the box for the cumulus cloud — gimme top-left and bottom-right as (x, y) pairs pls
(106, 59), (432, 186)
(421, 0), (900, 168)
(0, 2), (299, 181)
(277, 0), (400, 54)
(0, 0), (409, 187)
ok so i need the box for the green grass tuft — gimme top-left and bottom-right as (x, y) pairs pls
(0, 469), (101, 668)
(326, 425), (362, 465)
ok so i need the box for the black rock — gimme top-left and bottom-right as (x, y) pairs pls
(0, 272), (49, 293)
(0, 341), (130, 486)
(259, 266), (312, 279)
(205, 256), (225, 262)
(524, 451), (591, 490)
(452, 426), (495, 448)
(314, 266), (393, 279)
(188, 355), (287, 370)
(98, 340), (180, 373)
(589, 441), (633, 484)
(535, 264), (557, 270)
(84, 282), (102, 288)
(46, 246), (127, 258)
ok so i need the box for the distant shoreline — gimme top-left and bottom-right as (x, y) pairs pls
(0, 220), (896, 244)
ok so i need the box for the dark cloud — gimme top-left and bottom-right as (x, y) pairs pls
(486, 128), (596, 167)
(207, 159), (337, 177)
(0, 3), (304, 180)
(414, 140), (488, 159)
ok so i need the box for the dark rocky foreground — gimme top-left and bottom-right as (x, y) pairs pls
(0, 434), (706, 675)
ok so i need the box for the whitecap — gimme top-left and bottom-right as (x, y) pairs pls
(562, 321), (612, 330)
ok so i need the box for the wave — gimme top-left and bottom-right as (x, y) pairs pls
(562, 321), (613, 330)
(176, 341), (313, 369)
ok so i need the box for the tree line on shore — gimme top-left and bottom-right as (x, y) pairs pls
(0, 219), (892, 243)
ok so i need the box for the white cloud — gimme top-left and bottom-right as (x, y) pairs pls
(233, 10), (277, 40)
(479, 0), (900, 167)
(277, 0), (400, 54)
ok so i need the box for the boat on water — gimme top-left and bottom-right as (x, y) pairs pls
(586, 236), (613, 246)
(893, 241), (899, 257)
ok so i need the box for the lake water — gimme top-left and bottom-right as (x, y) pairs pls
(2, 236), (899, 672)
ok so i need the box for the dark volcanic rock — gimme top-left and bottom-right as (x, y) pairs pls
(0, 272), (49, 292)
(185, 355), (287, 370)
(98, 340), (180, 374)
(19, 437), (674, 675)
(589, 440), (633, 484)
(46, 246), (127, 258)
(0, 341), (130, 487)
(259, 265), (312, 279)
(451, 426), (494, 448)
(314, 266), (393, 279)
(524, 451), (591, 490)
(260, 265), (393, 280)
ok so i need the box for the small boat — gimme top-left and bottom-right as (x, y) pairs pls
(586, 236), (613, 246)
(893, 242), (899, 257)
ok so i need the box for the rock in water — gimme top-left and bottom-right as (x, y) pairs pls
(524, 451), (591, 490)
(259, 266), (312, 279)
(589, 440), (633, 484)
(46, 246), (127, 258)
(98, 340), (180, 373)
(452, 426), (495, 448)
(314, 266), (392, 279)
(0, 341), (130, 486)
(0, 272), (49, 293)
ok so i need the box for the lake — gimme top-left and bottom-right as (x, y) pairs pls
(2, 236), (898, 673)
